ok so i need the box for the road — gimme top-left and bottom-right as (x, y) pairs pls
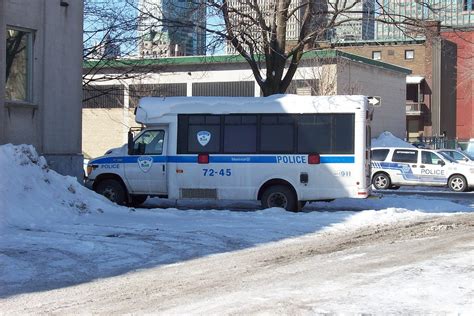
(1, 213), (473, 314)
(374, 188), (474, 206)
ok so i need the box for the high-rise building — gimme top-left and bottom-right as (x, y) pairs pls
(138, 0), (206, 57)
(225, 0), (303, 54)
(376, 0), (474, 40)
(224, 0), (375, 54)
(328, 0), (376, 41)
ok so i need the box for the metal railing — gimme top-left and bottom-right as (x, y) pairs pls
(405, 102), (423, 114)
(411, 136), (460, 150)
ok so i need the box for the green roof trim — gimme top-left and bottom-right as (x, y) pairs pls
(83, 49), (411, 75)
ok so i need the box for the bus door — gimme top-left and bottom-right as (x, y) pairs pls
(125, 128), (168, 195)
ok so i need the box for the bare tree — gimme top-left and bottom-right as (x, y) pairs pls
(88, 0), (470, 98)
(133, 0), (457, 96)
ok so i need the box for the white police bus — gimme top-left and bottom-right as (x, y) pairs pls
(86, 95), (372, 211)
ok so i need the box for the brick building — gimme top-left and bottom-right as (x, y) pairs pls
(441, 30), (474, 141)
(338, 36), (460, 141)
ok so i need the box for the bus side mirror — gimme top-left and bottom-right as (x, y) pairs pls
(128, 131), (134, 155)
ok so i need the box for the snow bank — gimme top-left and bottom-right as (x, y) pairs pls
(372, 131), (414, 148)
(0, 144), (116, 228)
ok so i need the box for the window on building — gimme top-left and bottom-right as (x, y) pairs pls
(405, 50), (415, 60)
(83, 85), (125, 108)
(372, 51), (381, 60)
(5, 27), (33, 102)
(463, 0), (474, 11)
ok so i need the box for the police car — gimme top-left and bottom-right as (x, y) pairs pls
(371, 147), (474, 192)
(438, 149), (474, 166)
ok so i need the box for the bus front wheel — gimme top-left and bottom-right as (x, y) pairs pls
(261, 185), (298, 212)
(95, 179), (127, 205)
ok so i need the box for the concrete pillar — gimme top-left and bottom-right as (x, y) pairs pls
(0, 0), (6, 144)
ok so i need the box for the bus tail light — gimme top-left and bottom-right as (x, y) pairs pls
(308, 153), (320, 165)
(198, 153), (209, 164)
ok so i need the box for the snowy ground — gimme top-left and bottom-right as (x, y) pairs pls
(1, 144), (473, 314)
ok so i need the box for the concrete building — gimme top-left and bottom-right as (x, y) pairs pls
(138, 0), (206, 57)
(1, 0), (83, 179)
(82, 51), (410, 158)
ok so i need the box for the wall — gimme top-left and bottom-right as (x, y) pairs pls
(340, 43), (427, 76)
(335, 58), (406, 139)
(83, 108), (140, 159)
(1, 0), (83, 179)
(441, 30), (474, 140)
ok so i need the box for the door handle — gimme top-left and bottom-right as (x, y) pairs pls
(420, 165), (425, 168)
(411, 165), (417, 168)
(162, 165), (165, 172)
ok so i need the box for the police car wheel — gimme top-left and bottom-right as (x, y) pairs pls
(261, 185), (298, 212)
(372, 173), (391, 190)
(448, 175), (468, 192)
(96, 179), (127, 205)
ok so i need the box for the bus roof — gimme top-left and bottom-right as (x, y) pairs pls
(135, 94), (367, 125)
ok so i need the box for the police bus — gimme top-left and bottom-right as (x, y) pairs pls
(86, 95), (372, 211)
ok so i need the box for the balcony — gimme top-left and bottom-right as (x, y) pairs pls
(406, 101), (423, 115)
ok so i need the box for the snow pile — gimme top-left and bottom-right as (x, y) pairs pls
(372, 131), (413, 148)
(0, 144), (116, 228)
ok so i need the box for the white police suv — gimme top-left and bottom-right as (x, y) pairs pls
(371, 147), (474, 192)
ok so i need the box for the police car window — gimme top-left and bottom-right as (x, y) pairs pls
(452, 151), (464, 161)
(422, 151), (442, 165)
(371, 149), (389, 161)
(439, 152), (456, 163)
(133, 130), (165, 155)
(392, 150), (417, 163)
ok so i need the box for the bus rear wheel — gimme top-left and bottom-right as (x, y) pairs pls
(129, 194), (148, 207)
(261, 185), (298, 212)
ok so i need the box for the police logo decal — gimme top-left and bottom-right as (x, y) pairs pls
(197, 131), (211, 147)
(137, 156), (153, 173)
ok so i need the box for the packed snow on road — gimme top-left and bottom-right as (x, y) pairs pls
(0, 142), (473, 314)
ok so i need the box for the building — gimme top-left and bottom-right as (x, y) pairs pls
(82, 51), (410, 158)
(225, 0), (375, 54)
(376, 0), (474, 40)
(329, 0), (375, 41)
(339, 36), (458, 141)
(335, 0), (474, 141)
(441, 29), (474, 140)
(138, 0), (206, 57)
(225, 0), (303, 54)
(0, 0), (83, 179)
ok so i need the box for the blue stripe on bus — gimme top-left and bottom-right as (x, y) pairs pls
(92, 155), (355, 164)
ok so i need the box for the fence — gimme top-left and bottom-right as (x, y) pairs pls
(411, 136), (461, 150)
